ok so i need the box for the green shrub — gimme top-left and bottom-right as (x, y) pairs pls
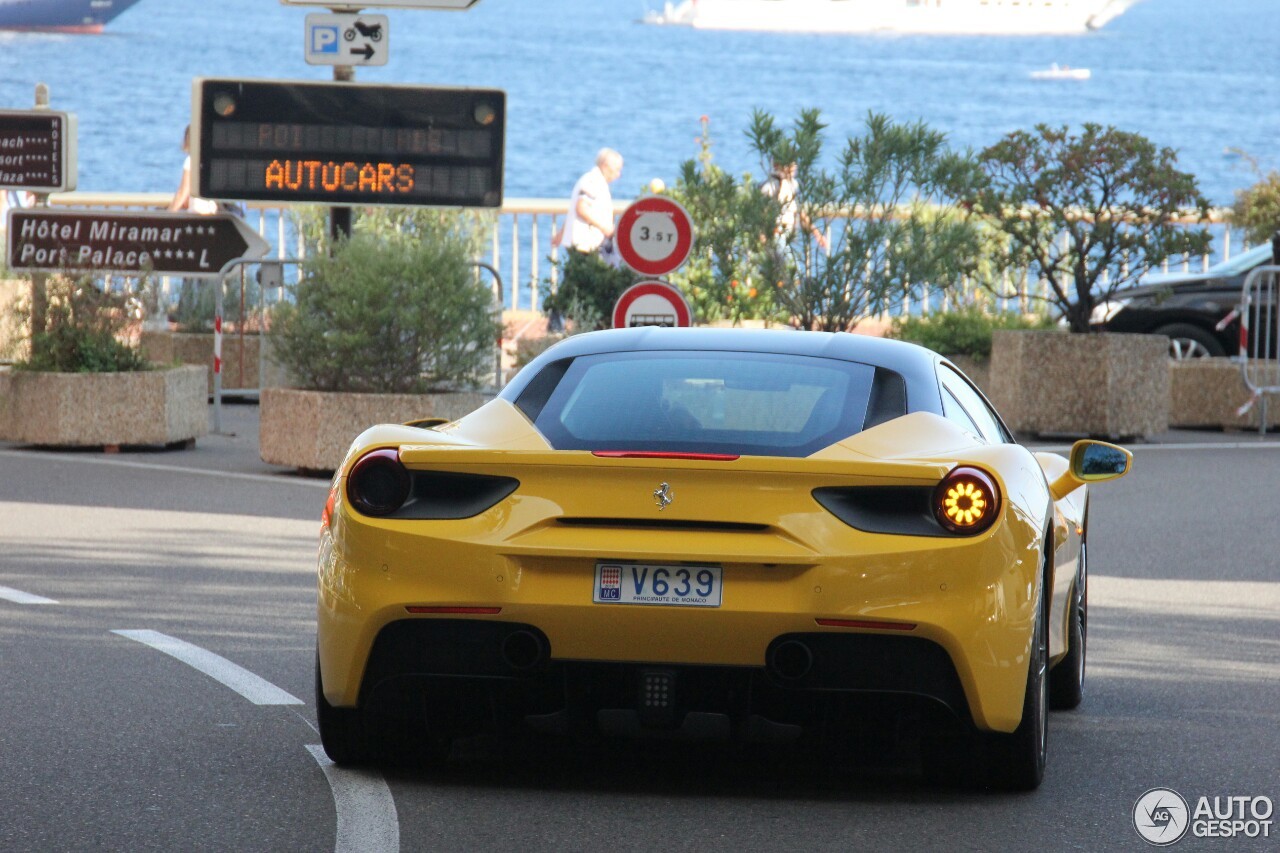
(269, 221), (500, 394)
(888, 305), (1055, 361)
(541, 252), (640, 332)
(16, 276), (149, 373)
(1231, 170), (1280, 246)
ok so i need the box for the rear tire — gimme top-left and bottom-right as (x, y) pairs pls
(1154, 323), (1225, 359)
(315, 654), (370, 765)
(983, 578), (1048, 791)
(1050, 540), (1087, 710)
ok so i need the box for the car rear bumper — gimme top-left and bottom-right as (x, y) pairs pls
(318, 492), (1044, 734)
(354, 618), (973, 741)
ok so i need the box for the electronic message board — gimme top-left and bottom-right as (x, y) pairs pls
(192, 79), (505, 208)
(0, 109), (76, 193)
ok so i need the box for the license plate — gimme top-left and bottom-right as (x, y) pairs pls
(593, 562), (722, 607)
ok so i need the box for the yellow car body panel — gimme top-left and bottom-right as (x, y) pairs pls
(317, 404), (1076, 734)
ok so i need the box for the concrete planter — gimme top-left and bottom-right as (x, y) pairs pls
(0, 364), (207, 448)
(989, 330), (1169, 439)
(1169, 358), (1280, 430)
(140, 330), (290, 395)
(260, 387), (493, 472)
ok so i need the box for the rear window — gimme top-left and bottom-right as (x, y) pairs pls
(522, 351), (883, 457)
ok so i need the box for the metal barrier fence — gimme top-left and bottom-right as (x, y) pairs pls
(1238, 265), (1280, 435)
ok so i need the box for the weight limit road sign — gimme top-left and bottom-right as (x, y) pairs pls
(614, 196), (694, 277)
(6, 208), (270, 278)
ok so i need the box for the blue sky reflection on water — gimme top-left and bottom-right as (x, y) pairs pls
(0, 0), (1276, 204)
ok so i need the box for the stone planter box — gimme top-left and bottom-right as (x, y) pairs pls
(260, 387), (493, 472)
(140, 330), (289, 395)
(989, 330), (1169, 439)
(1169, 358), (1280, 430)
(0, 364), (207, 448)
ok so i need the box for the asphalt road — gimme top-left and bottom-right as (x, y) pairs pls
(1, 417), (1278, 852)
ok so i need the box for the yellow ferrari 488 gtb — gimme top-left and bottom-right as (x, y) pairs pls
(315, 328), (1130, 789)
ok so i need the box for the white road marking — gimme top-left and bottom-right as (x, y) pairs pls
(0, 585), (58, 605)
(306, 745), (400, 853)
(111, 630), (304, 706)
(0, 449), (329, 488)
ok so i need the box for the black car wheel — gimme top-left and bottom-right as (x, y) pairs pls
(1155, 323), (1226, 359)
(1050, 540), (1087, 710)
(316, 653), (371, 765)
(983, 573), (1048, 791)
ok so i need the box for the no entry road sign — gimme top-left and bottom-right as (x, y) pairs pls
(612, 280), (692, 329)
(6, 208), (270, 277)
(614, 196), (694, 277)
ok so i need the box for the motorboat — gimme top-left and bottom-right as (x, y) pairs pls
(1030, 63), (1092, 80)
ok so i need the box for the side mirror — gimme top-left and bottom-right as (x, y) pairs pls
(1049, 440), (1132, 501)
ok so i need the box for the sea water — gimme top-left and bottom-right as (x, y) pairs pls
(1, 0), (1277, 206)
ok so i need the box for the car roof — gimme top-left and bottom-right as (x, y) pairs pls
(500, 327), (945, 415)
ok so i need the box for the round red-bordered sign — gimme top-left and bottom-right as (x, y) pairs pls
(612, 280), (692, 329)
(614, 196), (695, 277)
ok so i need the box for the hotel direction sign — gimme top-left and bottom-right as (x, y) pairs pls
(6, 208), (270, 278)
(0, 109), (77, 193)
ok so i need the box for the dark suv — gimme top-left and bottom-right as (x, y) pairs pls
(1090, 244), (1275, 358)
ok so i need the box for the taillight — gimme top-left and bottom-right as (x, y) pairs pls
(347, 448), (411, 517)
(933, 466), (1000, 535)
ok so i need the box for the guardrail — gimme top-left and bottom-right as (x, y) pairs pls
(4, 192), (1245, 314)
(1238, 265), (1280, 435)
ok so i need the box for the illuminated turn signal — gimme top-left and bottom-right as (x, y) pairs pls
(933, 467), (1000, 535)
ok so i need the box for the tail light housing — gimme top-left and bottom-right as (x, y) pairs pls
(347, 448), (411, 517)
(933, 466), (1000, 535)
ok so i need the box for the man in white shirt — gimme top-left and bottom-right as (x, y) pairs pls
(553, 148), (624, 253)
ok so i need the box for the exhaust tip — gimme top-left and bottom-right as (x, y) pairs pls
(769, 640), (813, 680)
(502, 630), (545, 671)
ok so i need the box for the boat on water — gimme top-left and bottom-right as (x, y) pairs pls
(642, 0), (1140, 35)
(0, 0), (144, 33)
(1030, 63), (1091, 80)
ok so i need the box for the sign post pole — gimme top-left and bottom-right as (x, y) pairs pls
(30, 83), (51, 338)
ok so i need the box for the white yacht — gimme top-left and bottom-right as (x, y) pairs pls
(643, 0), (1140, 35)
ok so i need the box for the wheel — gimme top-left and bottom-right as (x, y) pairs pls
(982, 577), (1048, 791)
(344, 27), (356, 41)
(1154, 323), (1225, 359)
(1050, 539), (1087, 710)
(315, 654), (370, 765)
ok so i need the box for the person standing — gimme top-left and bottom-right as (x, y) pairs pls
(168, 124), (218, 214)
(552, 148), (624, 254)
(762, 160), (828, 251)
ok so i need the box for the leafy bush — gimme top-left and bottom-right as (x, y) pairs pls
(269, 218), (500, 394)
(888, 305), (1055, 360)
(749, 109), (985, 332)
(1231, 170), (1280, 246)
(666, 116), (782, 325)
(540, 251), (640, 332)
(970, 124), (1211, 333)
(16, 275), (149, 373)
